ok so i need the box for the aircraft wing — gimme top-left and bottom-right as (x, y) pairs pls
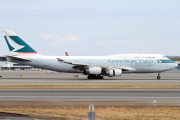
(56, 58), (136, 71)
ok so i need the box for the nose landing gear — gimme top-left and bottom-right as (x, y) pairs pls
(157, 76), (161, 79)
(157, 73), (161, 79)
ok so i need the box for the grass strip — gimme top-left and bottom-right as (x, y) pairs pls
(1, 107), (180, 120)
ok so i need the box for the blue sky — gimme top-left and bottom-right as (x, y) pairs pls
(0, 0), (180, 56)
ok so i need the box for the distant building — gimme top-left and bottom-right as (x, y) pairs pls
(0, 56), (33, 70)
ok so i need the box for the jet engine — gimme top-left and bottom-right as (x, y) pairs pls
(107, 69), (122, 77)
(84, 66), (102, 75)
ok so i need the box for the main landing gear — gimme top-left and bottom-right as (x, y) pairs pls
(87, 74), (104, 79)
(157, 73), (161, 80)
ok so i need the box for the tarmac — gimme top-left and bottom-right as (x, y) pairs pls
(0, 89), (179, 106)
(0, 70), (179, 119)
(0, 70), (179, 106)
(0, 88), (179, 99)
(0, 70), (180, 85)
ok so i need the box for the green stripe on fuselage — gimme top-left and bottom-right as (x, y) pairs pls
(158, 59), (175, 63)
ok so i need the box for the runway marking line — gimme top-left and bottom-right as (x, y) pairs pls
(0, 85), (179, 89)
(0, 96), (180, 98)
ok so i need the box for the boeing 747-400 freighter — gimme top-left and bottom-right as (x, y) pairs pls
(2, 30), (178, 79)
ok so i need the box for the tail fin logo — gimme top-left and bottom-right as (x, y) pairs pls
(3, 30), (37, 53)
(6, 35), (25, 52)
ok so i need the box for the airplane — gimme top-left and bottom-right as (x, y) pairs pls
(65, 52), (69, 56)
(2, 30), (178, 79)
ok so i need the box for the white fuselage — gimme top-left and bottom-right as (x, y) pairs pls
(9, 54), (178, 74)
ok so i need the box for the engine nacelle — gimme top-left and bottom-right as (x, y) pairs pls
(108, 69), (122, 77)
(85, 66), (102, 75)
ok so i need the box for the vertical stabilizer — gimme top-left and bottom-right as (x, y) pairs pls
(2, 30), (40, 56)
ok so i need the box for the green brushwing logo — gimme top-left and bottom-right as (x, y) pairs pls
(4, 36), (36, 53)
(158, 59), (175, 63)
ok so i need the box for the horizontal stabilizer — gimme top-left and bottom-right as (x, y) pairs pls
(6, 55), (32, 62)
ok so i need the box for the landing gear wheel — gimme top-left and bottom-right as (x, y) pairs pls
(87, 75), (104, 79)
(157, 72), (161, 80)
(157, 76), (161, 80)
(100, 76), (104, 79)
(87, 75), (92, 79)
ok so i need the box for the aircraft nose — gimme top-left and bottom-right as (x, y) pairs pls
(175, 63), (178, 68)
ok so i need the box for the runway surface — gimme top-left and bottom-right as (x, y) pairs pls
(0, 70), (179, 107)
(0, 89), (179, 101)
(0, 70), (180, 85)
